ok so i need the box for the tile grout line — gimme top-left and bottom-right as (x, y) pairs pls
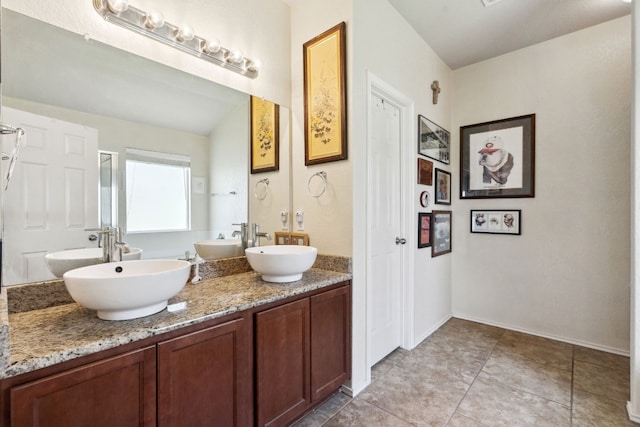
(355, 357), (430, 427)
(442, 331), (504, 426)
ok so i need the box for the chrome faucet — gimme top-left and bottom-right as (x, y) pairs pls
(232, 222), (249, 251)
(85, 226), (127, 262)
(252, 223), (272, 247)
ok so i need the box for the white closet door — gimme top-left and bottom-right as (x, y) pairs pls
(2, 107), (98, 285)
(368, 93), (404, 365)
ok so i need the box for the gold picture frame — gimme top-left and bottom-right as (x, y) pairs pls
(303, 22), (347, 165)
(250, 96), (279, 174)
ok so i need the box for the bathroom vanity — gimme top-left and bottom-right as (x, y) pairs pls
(0, 263), (351, 427)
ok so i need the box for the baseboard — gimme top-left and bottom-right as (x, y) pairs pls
(408, 313), (453, 349)
(452, 312), (630, 357)
(627, 401), (640, 422)
(340, 384), (355, 397)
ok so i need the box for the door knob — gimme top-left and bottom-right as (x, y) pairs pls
(395, 237), (406, 245)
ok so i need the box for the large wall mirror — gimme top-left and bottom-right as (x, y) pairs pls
(0, 9), (291, 286)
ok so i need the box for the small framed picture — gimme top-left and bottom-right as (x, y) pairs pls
(434, 168), (451, 205)
(418, 115), (450, 164)
(470, 210), (521, 235)
(250, 96), (279, 174)
(431, 210), (452, 257)
(417, 158), (433, 186)
(418, 212), (432, 248)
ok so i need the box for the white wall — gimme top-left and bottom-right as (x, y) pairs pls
(3, 0), (292, 107)
(290, 0), (457, 395)
(452, 17), (632, 354)
(210, 102), (250, 237)
(288, 1), (353, 257)
(628, 2), (639, 421)
(352, 0), (454, 349)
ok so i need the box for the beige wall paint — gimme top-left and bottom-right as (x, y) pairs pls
(452, 16), (632, 354)
(628, 1), (639, 421)
(210, 102), (250, 237)
(289, 0), (353, 258)
(351, 0), (454, 349)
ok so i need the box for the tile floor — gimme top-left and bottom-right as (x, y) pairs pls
(294, 317), (635, 426)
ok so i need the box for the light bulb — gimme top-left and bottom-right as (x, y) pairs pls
(203, 38), (221, 54)
(227, 49), (243, 64)
(247, 59), (262, 72)
(176, 25), (195, 42)
(144, 10), (165, 29)
(106, 0), (128, 13)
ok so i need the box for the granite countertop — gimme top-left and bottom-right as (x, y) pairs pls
(1, 268), (351, 380)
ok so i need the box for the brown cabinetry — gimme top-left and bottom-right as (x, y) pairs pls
(310, 285), (351, 403)
(255, 283), (351, 427)
(9, 346), (156, 427)
(1, 280), (350, 427)
(157, 317), (250, 427)
(255, 298), (311, 427)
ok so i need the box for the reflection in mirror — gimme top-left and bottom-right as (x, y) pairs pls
(99, 151), (119, 229)
(0, 9), (290, 286)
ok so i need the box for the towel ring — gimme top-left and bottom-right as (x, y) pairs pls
(308, 171), (327, 198)
(254, 178), (269, 200)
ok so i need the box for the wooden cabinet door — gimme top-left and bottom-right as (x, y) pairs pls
(157, 317), (250, 427)
(10, 346), (156, 427)
(255, 299), (310, 427)
(310, 285), (351, 402)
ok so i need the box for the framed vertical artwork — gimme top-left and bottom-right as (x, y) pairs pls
(418, 212), (432, 248)
(470, 210), (521, 235)
(418, 115), (450, 164)
(431, 210), (452, 257)
(417, 158), (433, 186)
(303, 22), (347, 165)
(460, 114), (535, 199)
(250, 96), (279, 174)
(434, 168), (451, 205)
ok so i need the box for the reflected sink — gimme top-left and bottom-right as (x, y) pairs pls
(245, 245), (317, 283)
(45, 247), (143, 278)
(194, 239), (242, 260)
(63, 259), (191, 321)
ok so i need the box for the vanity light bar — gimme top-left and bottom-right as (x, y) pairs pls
(92, 0), (259, 79)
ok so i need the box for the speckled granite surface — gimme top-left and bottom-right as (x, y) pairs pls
(7, 254), (350, 314)
(2, 268), (351, 379)
(7, 280), (73, 314)
(0, 287), (8, 371)
(314, 254), (351, 274)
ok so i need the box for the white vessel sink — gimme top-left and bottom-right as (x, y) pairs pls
(63, 259), (191, 321)
(45, 247), (143, 278)
(245, 245), (317, 283)
(194, 239), (242, 260)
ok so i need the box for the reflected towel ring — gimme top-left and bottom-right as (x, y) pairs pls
(254, 178), (270, 200)
(308, 171), (327, 198)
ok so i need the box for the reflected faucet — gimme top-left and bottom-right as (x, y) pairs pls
(85, 226), (128, 262)
(232, 223), (249, 251)
(252, 223), (272, 247)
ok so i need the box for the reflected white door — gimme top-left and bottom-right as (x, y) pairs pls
(2, 107), (98, 285)
(368, 93), (403, 366)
